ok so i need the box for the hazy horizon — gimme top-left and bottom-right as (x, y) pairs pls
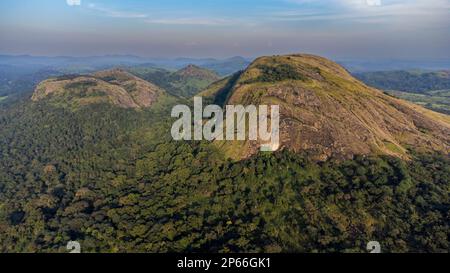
(1, 0), (449, 59)
(1, 52), (450, 62)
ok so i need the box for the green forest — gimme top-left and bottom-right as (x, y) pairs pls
(354, 70), (450, 93)
(0, 98), (448, 253)
(355, 70), (450, 114)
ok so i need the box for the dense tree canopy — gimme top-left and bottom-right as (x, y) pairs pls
(0, 98), (448, 253)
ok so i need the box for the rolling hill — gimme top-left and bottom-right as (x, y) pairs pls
(31, 69), (170, 109)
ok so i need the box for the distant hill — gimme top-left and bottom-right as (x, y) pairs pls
(201, 54), (450, 161)
(32, 69), (169, 109)
(128, 65), (220, 98)
(340, 59), (450, 73)
(0, 55), (250, 101)
(157, 56), (251, 75)
(201, 56), (251, 76)
(175, 64), (219, 80)
(0, 55), (156, 101)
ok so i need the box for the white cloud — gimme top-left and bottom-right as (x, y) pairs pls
(277, 0), (450, 26)
(87, 3), (147, 18)
(66, 0), (81, 6)
(86, 2), (249, 26)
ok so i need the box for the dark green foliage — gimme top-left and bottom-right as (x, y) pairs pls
(65, 80), (98, 90)
(210, 72), (242, 106)
(129, 68), (172, 89)
(0, 97), (448, 253)
(55, 74), (85, 81)
(250, 64), (307, 83)
(355, 70), (450, 114)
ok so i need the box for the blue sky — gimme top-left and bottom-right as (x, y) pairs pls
(0, 0), (449, 59)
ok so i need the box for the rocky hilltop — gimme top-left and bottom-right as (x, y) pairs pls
(202, 54), (450, 160)
(32, 69), (165, 109)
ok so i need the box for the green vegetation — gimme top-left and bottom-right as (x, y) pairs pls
(55, 74), (87, 81)
(0, 96), (448, 253)
(65, 80), (98, 90)
(128, 65), (220, 98)
(354, 70), (450, 93)
(355, 70), (450, 114)
(170, 77), (214, 97)
(199, 72), (242, 106)
(0, 55), (449, 253)
(245, 64), (307, 84)
(385, 89), (450, 115)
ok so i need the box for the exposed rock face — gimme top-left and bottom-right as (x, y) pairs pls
(202, 54), (450, 160)
(32, 69), (164, 109)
